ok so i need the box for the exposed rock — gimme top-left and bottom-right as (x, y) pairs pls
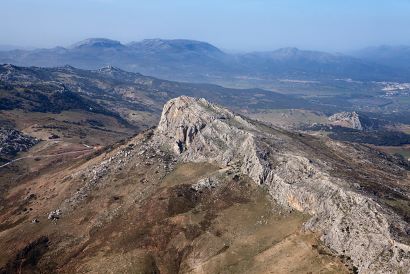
(191, 177), (219, 191)
(155, 96), (410, 273)
(47, 209), (62, 220)
(328, 111), (364, 130)
(0, 128), (39, 162)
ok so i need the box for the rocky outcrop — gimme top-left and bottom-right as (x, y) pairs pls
(156, 96), (410, 273)
(0, 128), (39, 162)
(329, 111), (364, 130)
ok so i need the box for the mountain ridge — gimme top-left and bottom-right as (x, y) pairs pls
(70, 38), (125, 49)
(156, 96), (410, 273)
(1, 38), (408, 83)
(0, 96), (409, 273)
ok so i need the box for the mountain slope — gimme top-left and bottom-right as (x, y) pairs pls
(0, 96), (409, 273)
(0, 64), (316, 129)
(0, 64), (319, 182)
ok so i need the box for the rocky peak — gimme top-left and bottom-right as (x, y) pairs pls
(0, 64), (20, 77)
(157, 96), (237, 152)
(95, 65), (142, 80)
(99, 65), (121, 71)
(155, 96), (410, 273)
(329, 111), (364, 130)
(1, 64), (17, 71)
(97, 65), (125, 75)
(156, 96), (268, 184)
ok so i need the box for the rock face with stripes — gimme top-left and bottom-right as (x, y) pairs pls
(156, 96), (410, 273)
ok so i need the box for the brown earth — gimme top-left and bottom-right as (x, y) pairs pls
(0, 130), (348, 273)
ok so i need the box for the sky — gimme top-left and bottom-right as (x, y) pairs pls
(2, 0), (410, 52)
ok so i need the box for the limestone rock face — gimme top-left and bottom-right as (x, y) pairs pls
(156, 96), (410, 273)
(329, 111), (364, 130)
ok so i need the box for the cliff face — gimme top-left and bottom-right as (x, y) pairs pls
(329, 111), (364, 130)
(156, 96), (410, 273)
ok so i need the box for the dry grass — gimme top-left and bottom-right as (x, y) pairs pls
(0, 148), (348, 274)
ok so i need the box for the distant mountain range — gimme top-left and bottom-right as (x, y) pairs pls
(352, 45), (410, 70)
(1, 38), (409, 83)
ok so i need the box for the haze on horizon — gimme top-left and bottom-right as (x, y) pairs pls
(2, 0), (410, 52)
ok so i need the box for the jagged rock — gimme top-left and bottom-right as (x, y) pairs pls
(328, 111), (364, 130)
(155, 96), (410, 273)
(48, 209), (62, 220)
(191, 177), (219, 191)
(0, 128), (39, 161)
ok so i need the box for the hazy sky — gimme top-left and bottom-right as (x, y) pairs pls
(2, 0), (410, 52)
